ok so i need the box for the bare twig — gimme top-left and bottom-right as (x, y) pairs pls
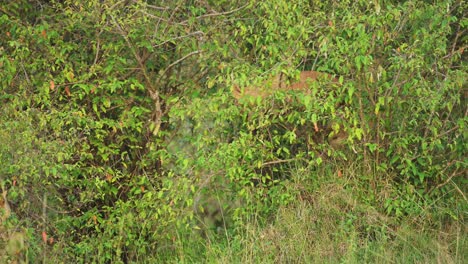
(430, 169), (467, 200)
(193, 4), (248, 19)
(42, 192), (47, 263)
(153, 31), (205, 49)
(93, 30), (102, 67)
(446, 23), (463, 59)
(110, 14), (163, 136)
(108, 0), (127, 11)
(156, 50), (203, 85)
(177, 4), (248, 26)
(0, 6), (16, 19)
(133, 0), (169, 10)
(136, 10), (171, 23)
(20, 62), (31, 85)
(261, 159), (296, 167)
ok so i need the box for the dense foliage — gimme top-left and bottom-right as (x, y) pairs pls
(0, 0), (466, 262)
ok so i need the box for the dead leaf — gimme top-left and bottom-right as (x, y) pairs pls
(314, 122), (319, 132)
(64, 86), (71, 97)
(42, 231), (47, 243)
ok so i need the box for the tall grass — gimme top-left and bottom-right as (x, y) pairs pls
(161, 168), (466, 264)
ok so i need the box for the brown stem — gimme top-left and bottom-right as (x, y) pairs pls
(110, 15), (162, 136)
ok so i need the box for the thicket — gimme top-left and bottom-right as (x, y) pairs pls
(0, 0), (466, 262)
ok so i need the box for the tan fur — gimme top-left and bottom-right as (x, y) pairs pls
(232, 71), (339, 100)
(232, 70), (348, 148)
(1, 189), (27, 263)
(1, 189), (11, 221)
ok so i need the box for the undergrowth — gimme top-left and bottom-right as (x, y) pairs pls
(153, 167), (466, 264)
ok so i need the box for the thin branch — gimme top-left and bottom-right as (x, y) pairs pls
(179, 4), (248, 25)
(193, 4), (248, 19)
(42, 192), (47, 262)
(261, 159), (296, 167)
(435, 124), (461, 140)
(109, 15), (147, 81)
(153, 31), (205, 49)
(19, 61), (31, 85)
(0, 6), (15, 18)
(108, 0), (127, 11)
(136, 10), (171, 23)
(110, 14), (163, 136)
(133, 0), (169, 10)
(451, 179), (467, 202)
(92, 30), (102, 67)
(156, 50), (203, 85)
(430, 169), (467, 200)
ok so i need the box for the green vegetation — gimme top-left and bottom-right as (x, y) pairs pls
(0, 0), (466, 263)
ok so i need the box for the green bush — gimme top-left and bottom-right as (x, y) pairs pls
(0, 0), (465, 262)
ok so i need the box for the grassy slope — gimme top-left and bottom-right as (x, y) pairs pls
(163, 170), (466, 264)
